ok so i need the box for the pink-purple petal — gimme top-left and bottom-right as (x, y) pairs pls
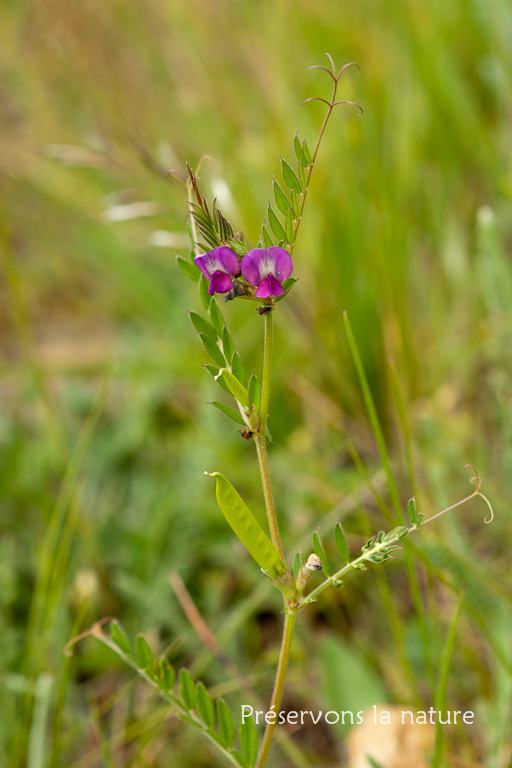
(209, 270), (234, 295)
(267, 273), (284, 295)
(195, 247), (239, 280)
(196, 245), (292, 299)
(195, 253), (214, 280)
(267, 247), (293, 281)
(255, 272), (284, 298)
(216, 246), (240, 275)
(255, 275), (273, 298)
(241, 247), (293, 289)
(240, 250), (263, 287)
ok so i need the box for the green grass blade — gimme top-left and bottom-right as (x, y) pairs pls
(432, 595), (465, 768)
(343, 312), (402, 521)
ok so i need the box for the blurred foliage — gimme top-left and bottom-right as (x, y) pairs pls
(1, 0), (512, 765)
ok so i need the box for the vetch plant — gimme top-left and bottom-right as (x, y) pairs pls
(67, 54), (494, 768)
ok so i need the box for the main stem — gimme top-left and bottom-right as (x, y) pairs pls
(255, 310), (285, 562)
(256, 610), (296, 768)
(252, 87), (342, 761)
(254, 310), (296, 768)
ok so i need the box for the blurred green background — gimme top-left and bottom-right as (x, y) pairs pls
(1, 0), (512, 765)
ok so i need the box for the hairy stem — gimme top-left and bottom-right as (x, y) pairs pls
(255, 311), (285, 561)
(258, 311), (273, 437)
(255, 436), (284, 562)
(256, 610), (296, 768)
(253, 309), (292, 768)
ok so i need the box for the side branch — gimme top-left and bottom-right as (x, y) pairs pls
(289, 55), (362, 256)
(298, 472), (494, 611)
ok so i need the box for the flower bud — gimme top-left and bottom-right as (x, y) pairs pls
(296, 553), (323, 592)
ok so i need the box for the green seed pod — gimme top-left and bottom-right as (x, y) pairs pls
(206, 472), (287, 581)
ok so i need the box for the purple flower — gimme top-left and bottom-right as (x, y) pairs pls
(240, 247), (293, 298)
(195, 247), (239, 295)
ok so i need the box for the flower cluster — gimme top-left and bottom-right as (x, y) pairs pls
(195, 246), (293, 299)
